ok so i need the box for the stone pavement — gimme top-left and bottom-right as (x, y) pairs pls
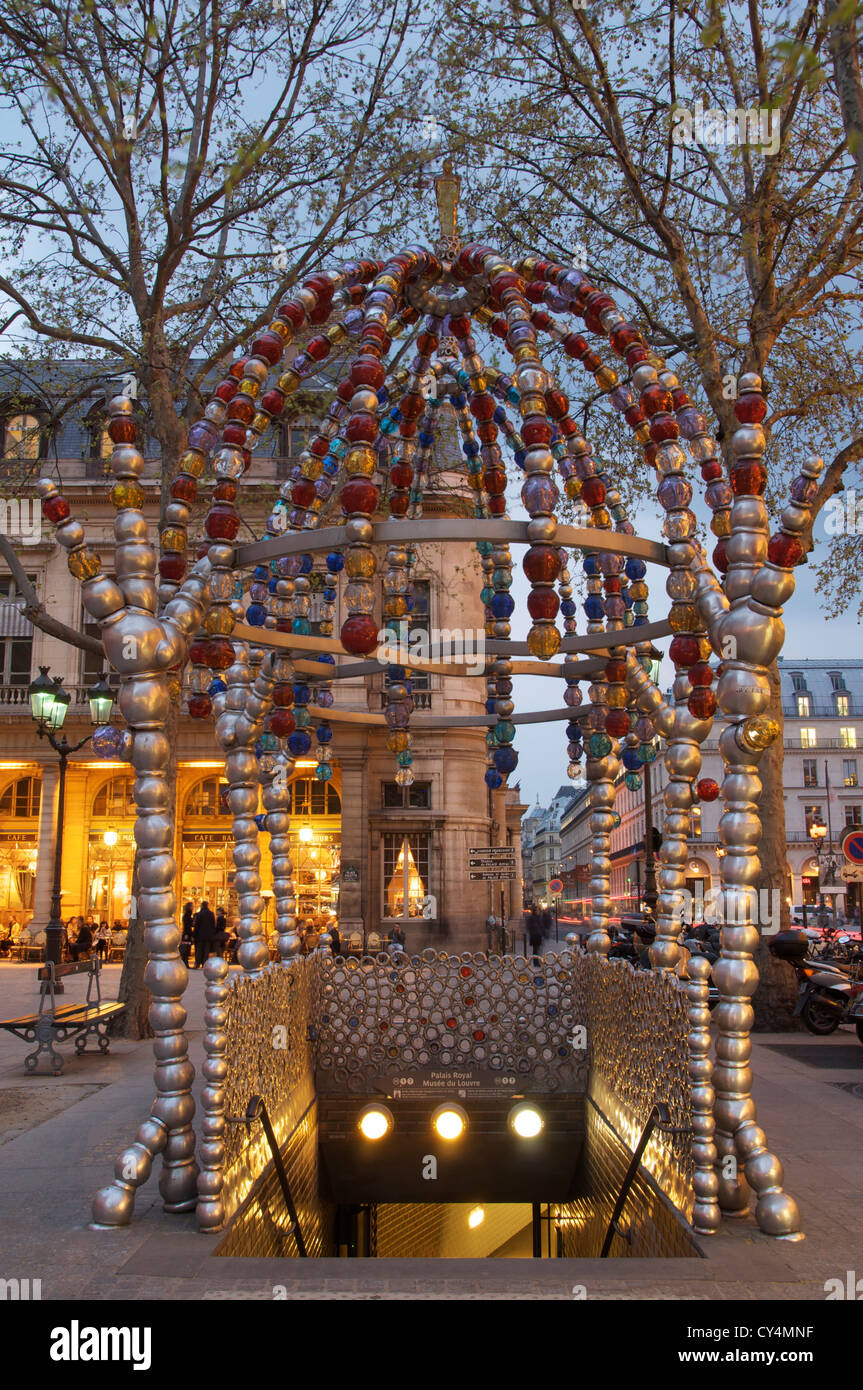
(0, 961), (861, 1300)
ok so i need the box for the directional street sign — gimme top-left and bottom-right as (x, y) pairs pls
(469, 870), (518, 881)
(469, 858), (516, 868)
(469, 846), (516, 858)
(841, 827), (863, 864)
(842, 864), (863, 883)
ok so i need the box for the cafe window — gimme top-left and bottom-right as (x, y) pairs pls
(800, 727), (817, 749)
(0, 774), (41, 818)
(382, 780), (431, 809)
(383, 831), (430, 920)
(841, 727), (857, 749)
(803, 758), (818, 788)
(289, 777), (341, 817)
(184, 777), (230, 818)
(92, 776), (135, 818)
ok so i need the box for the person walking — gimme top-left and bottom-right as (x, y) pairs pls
(179, 902), (194, 967)
(193, 900), (216, 968)
(528, 907), (543, 962)
(213, 907), (229, 957)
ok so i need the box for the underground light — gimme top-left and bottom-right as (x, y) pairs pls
(509, 1103), (544, 1139)
(432, 1103), (468, 1141)
(358, 1105), (393, 1141)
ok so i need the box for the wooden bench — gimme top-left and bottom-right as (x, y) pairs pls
(0, 956), (126, 1074)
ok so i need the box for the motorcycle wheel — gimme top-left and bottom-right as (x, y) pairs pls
(802, 997), (841, 1035)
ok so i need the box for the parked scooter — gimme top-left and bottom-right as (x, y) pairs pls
(769, 930), (863, 1041)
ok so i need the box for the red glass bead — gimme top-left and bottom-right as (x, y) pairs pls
(196, 542), (211, 560)
(734, 394), (767, 424)
(649, 414), (679, 443)
(643, 441), (659, 467)
(189, 639), (210, 665)
(398, 420), (417, 439)
(609, 322), (642, 355)
(268, 709), (296, 738)
(731, 462), (768, 495)
(272, 683), (294, 708)
(641, 384), (673, 417)
(260, 390), (285, 417)
(341, 479), (379, 515)
(108, 417), (136, 443)
(292, 480), (317, 508)
(604, 577), (621, 595)
(41, 495), (70, 523)
(276, 618), (293, 633)
(341, 615), (379, 655)
(389, 490), (410, 516)
(208, 638), (234, 670)
(215, 379), (238, 402)
(491, 317), (508, 340)
(482, 468), (507, 496)
(688, 662), (713, 687)
(448, 317), (471, 337)
(469, 394), (495, 422)
(527, 588), (560, 621)
(307, 336), (330, 361)
(562, 333), (587, 359)
(491, 270), (525, 294)
(346, 414), (378, 443)
(522, 419), (552, 445)
(350, 356), (385, 388)
(488, 495), (507, 516)
(308, 299), (331, 325)
(222, 424), (247, 446)
(625, 344), (649, 367)
(188, 693), (212, 719)
(581, 478), (606, 508)
(581, 349), (602, 373)
(214, 481), (237, 502)
(605, 660), (627, 682)
(767, 533), (803, 567)
(624, 405), (646, 428)
(671, 387), (690, 411)
(525, 282), (545, 303)
(226, 395), (255, 425)
(477, 422), (498, 444)
(545, 389), (569, 419)
(303, 274), (332, 297)
(701, 459), (723, 482)
(310, 437), (328, 458)
(605, 709), (630, 738)
(688, 687), (717, 719)
(229, 358), (248, 379)
(669, 634), (701, 667)
(523, 545), (562, 583)
(337, 379), (354, 402)
(390, 463), (414, 489)
(415, 331), (439, 354)
(399, 393), (424, 422)
(278, 302), (304, 328)
(713, 539), (729, 572)
(159, 554), (186, 582)
(697, 778), (720, 802)
(531, 309), (551, 330)
(205, 506), (240, 541)
(558, 416), (576, 437)
(251, 332), (284, 365)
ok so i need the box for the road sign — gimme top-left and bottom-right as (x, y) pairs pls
(842, 864), (863, 882)
(469, 858), (516, 868)
(549, 878), (563, 894)
(469, 846), (516, 858)
(469, 870), (518, 881)
(841, 827), (863, 864)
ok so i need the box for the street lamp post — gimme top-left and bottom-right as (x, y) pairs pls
(808, 822), (833, 931)
(28, 668), (115, 979)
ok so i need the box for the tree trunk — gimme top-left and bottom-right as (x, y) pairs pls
(752, 660), (800, 1031)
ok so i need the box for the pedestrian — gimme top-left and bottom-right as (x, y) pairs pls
(540, 906), (552, 939)
(213, 907), (229, 956)
(193, 899), (216, 968)
(528, 907), (543, 961)
(329, 922), (341, 956)
(69, 919), (92, 962)
(179, 907), (194, 967)
(94, 920), (110, 960)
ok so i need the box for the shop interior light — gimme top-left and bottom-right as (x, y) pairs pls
(468, 1206), (485, 1229)
(299, 826), (314, 843)
(103, 830), (118, 848)
(358, 1104), (393, 1141)
(432, 1103), (468, 1141)
(508, 1102), (544, 1139)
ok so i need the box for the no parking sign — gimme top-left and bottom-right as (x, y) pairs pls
(840, 827), (863, 864)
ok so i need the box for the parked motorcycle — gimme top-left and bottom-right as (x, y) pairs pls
(769, 930), (863, 1041)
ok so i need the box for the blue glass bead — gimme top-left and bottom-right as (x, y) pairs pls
(493, 746), (518, 774)
(380, 416), (396, 434)
(292, 617), (311, 635)
(625, 557), (647, 580)
(316, 724), (333, 743)
(514, 448), (526, 469)
(449, 391), (467, 409)
(254, 813), (267, 830)
(388, 665), (406, 681)
(288, 730), (312, 756)
(463, 439), (480, 457)
(583, 556), (600, 576)
(92, 724), (126, 758)
(397, 750), (413, 767)
(485, 768), (504, 789)
(493, 406), (506, 424)
(561, 599), (576, 617)
(323, 587), (336, 603)
(326, 552), (345, 573)
(390, 406), (403, 421)
(565, 722), (582, 742)
(315, 762), (333, 782)
(485, 699), (497, 714)
(584, 596), (605, 620)
(208, 678), (226, 696)
(625, 773), (643, 791)
(477, 541), (493, 557)
(622, 748), (642, 771)
(293, 683), (310, 704)
(246, 603), (266, 627)
(419, 432), (434, 447)
(638, 742), (657, 763)
(588, 732), (613, 757)
(491, 592), (514, 619)
(481, 586), (494, 606)
(253, 566), (268, 582)
(259, 733), (279, 752)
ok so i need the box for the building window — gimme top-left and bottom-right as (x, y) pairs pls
(93, 776), (136, 819)
(797, 693), (811, 716)
(800, 727), (817, 749)
(280, 422), (311, 459)
(845, 806), (862, 827)
(184, 778), (231, 818)
(0, 573), (35, 691)
(843, 759), (858, 788)
(836, 694), (850, 717)
(690, 805), (702, 839)
(803, 758), (818, 788)
(830, 672), (846, 692)
(790, 672), (806, 692)
(383, 579), (432, 697)
(289, 777), (341, 817)
(84, 404), (114, 463)
(382, 780), (431, 809)
(0, 774), (41, 818)
(840, 727), (857, 749)
(383, 831), (429, 919)
(2, 410), (46, 462)
(804, 805), (825, 832)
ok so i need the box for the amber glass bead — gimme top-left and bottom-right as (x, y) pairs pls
(688, 688), (717, 719)
(345, 446), (376, 477)
(227, 395), (255, 424)
(112, 480), (145, 510)
(345, 548), (375, 579)
(605, 660), (627, 683)
(160, 527), (186, 552)
(669, 602), (699, 632)
(629, 581), (648, 601)
(564, 476), (582, 500)
(208, 638), (235, 670)
(252, 412), (270, 435)
(594, 366), (618, 391)
(591, 507), (611, 529)
(205, 606), (235, 635)
(170, 475), (197, 504)
(527, 624), (561, 659)
(710, 510), (731, 537)
(108, 417), (137, 443)
(214, 481), (237, 503)
(68, 548), (101, 580)
(278, 369), (301, 394)
(387, 731), (410, 753)
(238, 378), (261, 400)
(42, 494), (70, 523)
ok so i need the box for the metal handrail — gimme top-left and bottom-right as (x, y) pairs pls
(599, 1101), (691, 1258)
(227, 1095), (307, 1256)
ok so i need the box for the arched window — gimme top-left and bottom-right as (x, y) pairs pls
(84, 403), (114, 463)
(0, 774), (41, 818)
(289, 777), (341, 817)
(3, 409), (48, 462)
(92, 776), (136, 818)
(184, 777), (230, 818)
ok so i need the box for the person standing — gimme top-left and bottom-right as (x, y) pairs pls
(528, 907), (543, 961)
(179, 903), (194, 967)
(193, 900), (215, 968)
(214, 907), (229, 956)
(94, 921), (110, 960)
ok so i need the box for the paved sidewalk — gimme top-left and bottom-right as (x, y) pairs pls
(0, 961), (861, 1299)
